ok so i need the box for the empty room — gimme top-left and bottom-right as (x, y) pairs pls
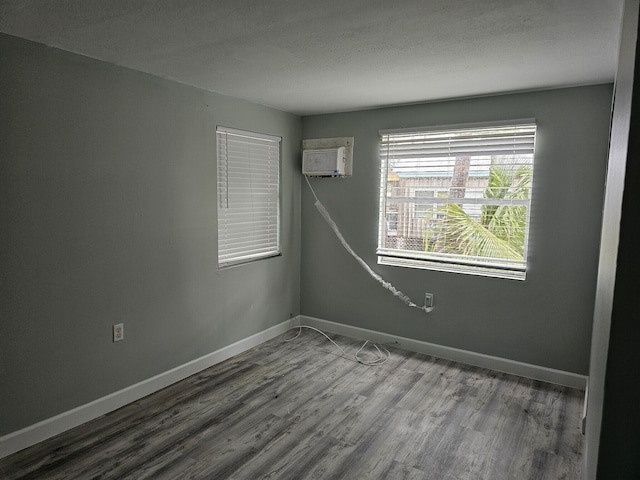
(1, 1), (640, 479)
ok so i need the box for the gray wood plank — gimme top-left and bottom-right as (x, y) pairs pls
(0, 329), (585, 479)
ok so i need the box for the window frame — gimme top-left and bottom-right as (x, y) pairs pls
(377, 119), (537, 280)
(216, 126), (282, 269)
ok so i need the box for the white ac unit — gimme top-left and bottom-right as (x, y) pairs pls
(302, 147), (346, 177)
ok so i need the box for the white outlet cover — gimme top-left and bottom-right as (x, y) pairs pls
(113, 323), (124, 342)
(424, 293), (434, 308)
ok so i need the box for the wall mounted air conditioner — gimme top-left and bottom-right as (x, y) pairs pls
(302, 147), (346, 177)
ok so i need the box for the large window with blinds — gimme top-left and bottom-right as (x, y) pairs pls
(378, 120), (537, 280)
(217, 127), (281, 268)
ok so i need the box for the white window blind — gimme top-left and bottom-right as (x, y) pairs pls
(217, 127), (281, 268)
(378, 120), (536, 280)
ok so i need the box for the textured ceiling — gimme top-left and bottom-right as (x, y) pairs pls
(0, 0), (625, 115)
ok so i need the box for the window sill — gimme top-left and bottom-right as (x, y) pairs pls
(378, 256), (526, 281)
(219, 252), (281, 270)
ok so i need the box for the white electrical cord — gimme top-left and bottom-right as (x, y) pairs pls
(304, 175), (434, 314)
(284, 322), (390, 366)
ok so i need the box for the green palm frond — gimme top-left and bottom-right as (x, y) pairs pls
(425, 162), (532, 260)
(435, 204), (523, 260)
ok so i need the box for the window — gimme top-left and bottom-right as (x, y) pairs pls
(217, 127), (281, 268)
(378, 120), (536, 280)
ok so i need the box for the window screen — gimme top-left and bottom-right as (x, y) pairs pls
(378, 120), (536, 280)
(217, 127), (281, 268)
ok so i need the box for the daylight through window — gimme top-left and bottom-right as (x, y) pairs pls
(378, 120), (537, 280)
(217, 127), (281, 268)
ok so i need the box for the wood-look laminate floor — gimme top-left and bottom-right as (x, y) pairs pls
(0, 329), (584, 480)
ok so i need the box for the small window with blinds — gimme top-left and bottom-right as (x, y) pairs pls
(378, 120), (537, 280)
(217, 127), (281, 268)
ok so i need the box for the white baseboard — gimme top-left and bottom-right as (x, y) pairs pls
(0, 318), (298, 460)
(300, 315), (587, 390)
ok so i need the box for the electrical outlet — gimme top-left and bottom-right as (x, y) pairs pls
(424, 293), (434, 308)
(113, 323), (124, 342)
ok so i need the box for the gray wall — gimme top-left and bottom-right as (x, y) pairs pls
(301, 85), (612, 374)
(0, 34), (301, 435)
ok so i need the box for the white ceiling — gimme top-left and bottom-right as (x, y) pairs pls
(0, 0), (625, 115)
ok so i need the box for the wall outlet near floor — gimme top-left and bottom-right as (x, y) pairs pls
(424, 293), (434, 308)
(113, 323), (124, 342)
